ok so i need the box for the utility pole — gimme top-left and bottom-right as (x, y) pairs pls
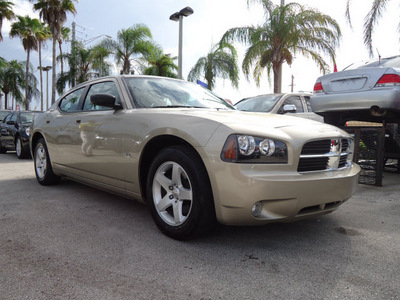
(278, 0), (285, 93)
(290, 75), (294, 92)
(71, 22), (76, 87)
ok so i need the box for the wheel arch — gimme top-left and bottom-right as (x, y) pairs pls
(139, 135), (212, 203)
(30, 132), (45, 157)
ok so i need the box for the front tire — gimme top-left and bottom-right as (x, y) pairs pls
(147, 145), (215, 240)
(15, 136), (28, 159)
(34, 138), (60, 185)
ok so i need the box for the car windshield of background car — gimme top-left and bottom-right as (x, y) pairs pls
(20, 112), (35, 124)
(124, 77), (235, 110)
(235, 95), (281, 112)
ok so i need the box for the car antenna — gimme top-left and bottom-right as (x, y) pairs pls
(377, 48), (381, 64)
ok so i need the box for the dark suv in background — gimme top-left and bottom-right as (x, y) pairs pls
(0, 110), (42, 158)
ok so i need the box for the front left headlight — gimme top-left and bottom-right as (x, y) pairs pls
(25, 127), (31, 136)
(221, 134), (288, 164)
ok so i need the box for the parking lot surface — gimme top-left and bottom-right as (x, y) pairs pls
(0, 153), (399, 299)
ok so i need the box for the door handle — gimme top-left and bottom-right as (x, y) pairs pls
(76, 120), (81, 124)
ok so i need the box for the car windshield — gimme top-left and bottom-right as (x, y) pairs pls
(0, 111), (11, 121)
(344, 55), (400, 70)
(124, 77), (235, 110)
(235, 95), (282, 112)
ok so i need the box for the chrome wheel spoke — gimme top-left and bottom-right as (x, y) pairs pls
(153, 161), (193, 226)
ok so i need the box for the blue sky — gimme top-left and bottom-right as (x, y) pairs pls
(1, 0), (399, 109)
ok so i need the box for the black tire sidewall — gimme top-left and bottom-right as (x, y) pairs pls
(146, 145), (215, 240)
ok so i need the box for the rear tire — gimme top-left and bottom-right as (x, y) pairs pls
(33, 138), (60, 185)
(146, 145), (215, 240)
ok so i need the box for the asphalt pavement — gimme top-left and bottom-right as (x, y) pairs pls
(0, 152), (399, 300)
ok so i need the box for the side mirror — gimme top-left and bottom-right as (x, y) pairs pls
(282, 104), (297, 113)
(90, 93), (122, 110)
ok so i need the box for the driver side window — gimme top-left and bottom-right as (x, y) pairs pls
(83, 81), (120, 111)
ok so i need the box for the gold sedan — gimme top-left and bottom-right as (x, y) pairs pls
(31, 76), (360, 240)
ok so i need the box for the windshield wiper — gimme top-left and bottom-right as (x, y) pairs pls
(151, 105), (207, 109)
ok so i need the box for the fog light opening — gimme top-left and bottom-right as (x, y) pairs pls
(251, 202), (263, 217)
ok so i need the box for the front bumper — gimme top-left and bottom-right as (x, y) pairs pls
(208, 163), (360, 225)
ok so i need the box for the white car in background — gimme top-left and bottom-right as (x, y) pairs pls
(235, 93), (324, 122)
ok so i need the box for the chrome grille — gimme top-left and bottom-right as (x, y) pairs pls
(298, 138), (353, 172)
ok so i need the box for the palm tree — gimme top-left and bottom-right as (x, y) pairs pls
(58, 26), (70, 76)
(35, 23), (51, 111)
(0, 0), (15, 41)
(346, 0), (393, 57)
(32, 0), (78, 104)
(0, 59), (24, 109)
(104, 24), (154, 75)
(90, 43), (112, 77)
(143, 46), (178, 78)
(10, 15), (41, 110)
(188, 42), (239, 91)
(221, 0), (341, 93)
(57, 42), (95, 94)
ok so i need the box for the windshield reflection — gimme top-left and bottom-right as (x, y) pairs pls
(124, 77), (235, 110)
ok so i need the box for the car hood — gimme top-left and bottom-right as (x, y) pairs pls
(139, 108), (346, 143)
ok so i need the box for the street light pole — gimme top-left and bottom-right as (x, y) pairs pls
(43, 66), (52, 110)
(170, 6), (194, 80)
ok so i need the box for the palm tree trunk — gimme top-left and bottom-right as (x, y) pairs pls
(273, 64), (281, 93)
(4, 93), (8, 110)
(51, 37), (57, 105)
(39, 40), (44, 111)
(25, 49), (30, 110)
(59, 41), (64, 75)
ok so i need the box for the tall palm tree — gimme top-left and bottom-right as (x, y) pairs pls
(0, 59), (24, 109)
(143, 46), (178, 78)
(188, 42), (239, 91)
(58, 26), (70, 76)
(10, 15), (41, 110)
(346, 0), (393, 57)
(32, 0), (77, 104)
(103, 24), (154, 75)
(222, 0), (341, 93)
(35, 23), (51, 111)
(0, 0), (15, 41)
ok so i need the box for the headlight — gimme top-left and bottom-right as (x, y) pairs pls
(221, 134), (288, 163)
(25, 127), (31, 136)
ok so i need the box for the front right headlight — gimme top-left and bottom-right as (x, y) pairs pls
(221, 134), (288, 164)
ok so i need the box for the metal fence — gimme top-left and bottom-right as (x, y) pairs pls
(344, 126), (386, 186)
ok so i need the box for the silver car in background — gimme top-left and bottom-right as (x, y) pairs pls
(312, 55), (400, 126)
(235, 93), (324, 122)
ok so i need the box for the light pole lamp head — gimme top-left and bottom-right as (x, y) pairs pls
(179, 6), (193, 17)
(169, 12), (180, 22)
(169, 6), (194, 21)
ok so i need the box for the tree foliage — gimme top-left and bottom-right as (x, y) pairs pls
(0, 58), (25, 109)
(103, 24), (154, 75)
(188, 42), (239, 91)
(222, 0), (341, 92)
(0, 0), (15, 41)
